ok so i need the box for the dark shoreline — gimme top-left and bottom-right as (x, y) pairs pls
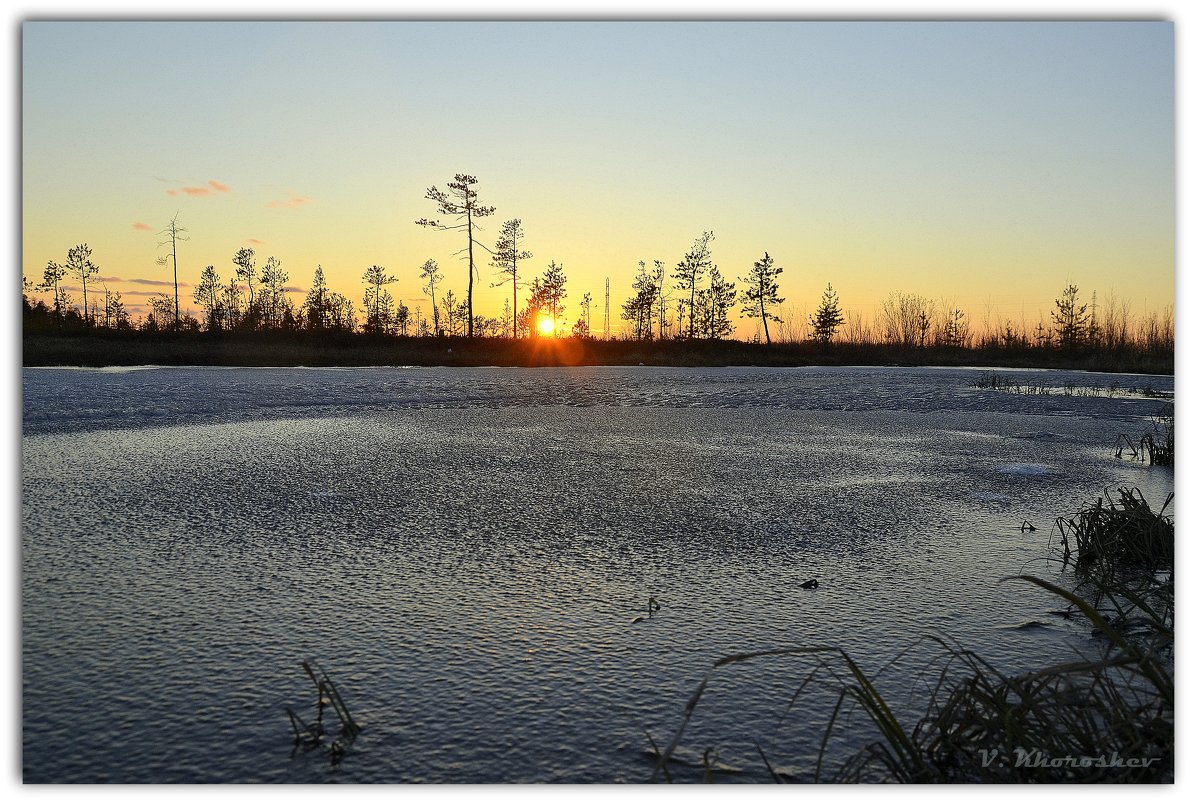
(22, 331), (1174, 375)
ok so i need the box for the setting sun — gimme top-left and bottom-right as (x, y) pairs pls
(537, 317), (555, 336)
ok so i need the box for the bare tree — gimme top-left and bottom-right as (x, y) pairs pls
(416, 173), (496, 337)
(156, 213), (188, 330)
(880, 292), (935, 347)
(1102, 291), (1130, 353)
(843, 309), (875, 345)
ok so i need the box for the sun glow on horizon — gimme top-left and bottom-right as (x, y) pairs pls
(537, 317), (556, 336)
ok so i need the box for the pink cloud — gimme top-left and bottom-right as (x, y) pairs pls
(267, 194), (311, 210)
(95, 278), (192, 288)
(126, 278), (191, 287)
(245, 238), (263, 245)
(164, 180), (231, 198)
(282, 286), (305, 293)
(132, 222), (153, 231)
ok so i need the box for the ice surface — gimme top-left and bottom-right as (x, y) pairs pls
(994, 463), (1061, 476)
(21, 365), (1174, 782)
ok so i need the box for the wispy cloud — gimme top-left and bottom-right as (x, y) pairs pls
(117, 289), (188, 297)
(127, 277), (191, 287)
(132, 222), (153, 231)
(122, 302), (194, 314)
(165, 179), (232, 198)
(245, 238), (263, 245)
(282, 285), (305, 293)
(58, 279), (190, 297)
(267, 193), (311, 210)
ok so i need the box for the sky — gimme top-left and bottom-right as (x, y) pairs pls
(20, 17), (1175, 336)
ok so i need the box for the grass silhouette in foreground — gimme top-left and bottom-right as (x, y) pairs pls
(649, 485), (1174, 783)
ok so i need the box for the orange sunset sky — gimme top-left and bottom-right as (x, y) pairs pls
(21, 19), (1174, 337)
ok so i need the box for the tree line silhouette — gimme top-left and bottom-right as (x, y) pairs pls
(23, 172), (1173, 366)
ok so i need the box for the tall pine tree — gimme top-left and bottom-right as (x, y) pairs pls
(416, 174), (496, 337)
(671, 231), (714, 339)
(740, 251), (784, 345)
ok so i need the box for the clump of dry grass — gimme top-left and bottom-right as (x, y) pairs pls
(1053, 488), (1173, 572)
(1141, 408), (1174, 466)
(1116, 403), (1174, 467)
(286, 660), (361, 765)
(973, 371), (1167, 400)
(650, 484), (1175, 784)
(906, 574), (1171, 783)
(651, 574), (1172, 783)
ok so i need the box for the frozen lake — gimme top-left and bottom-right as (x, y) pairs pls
(21, 365), (1174, 782)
